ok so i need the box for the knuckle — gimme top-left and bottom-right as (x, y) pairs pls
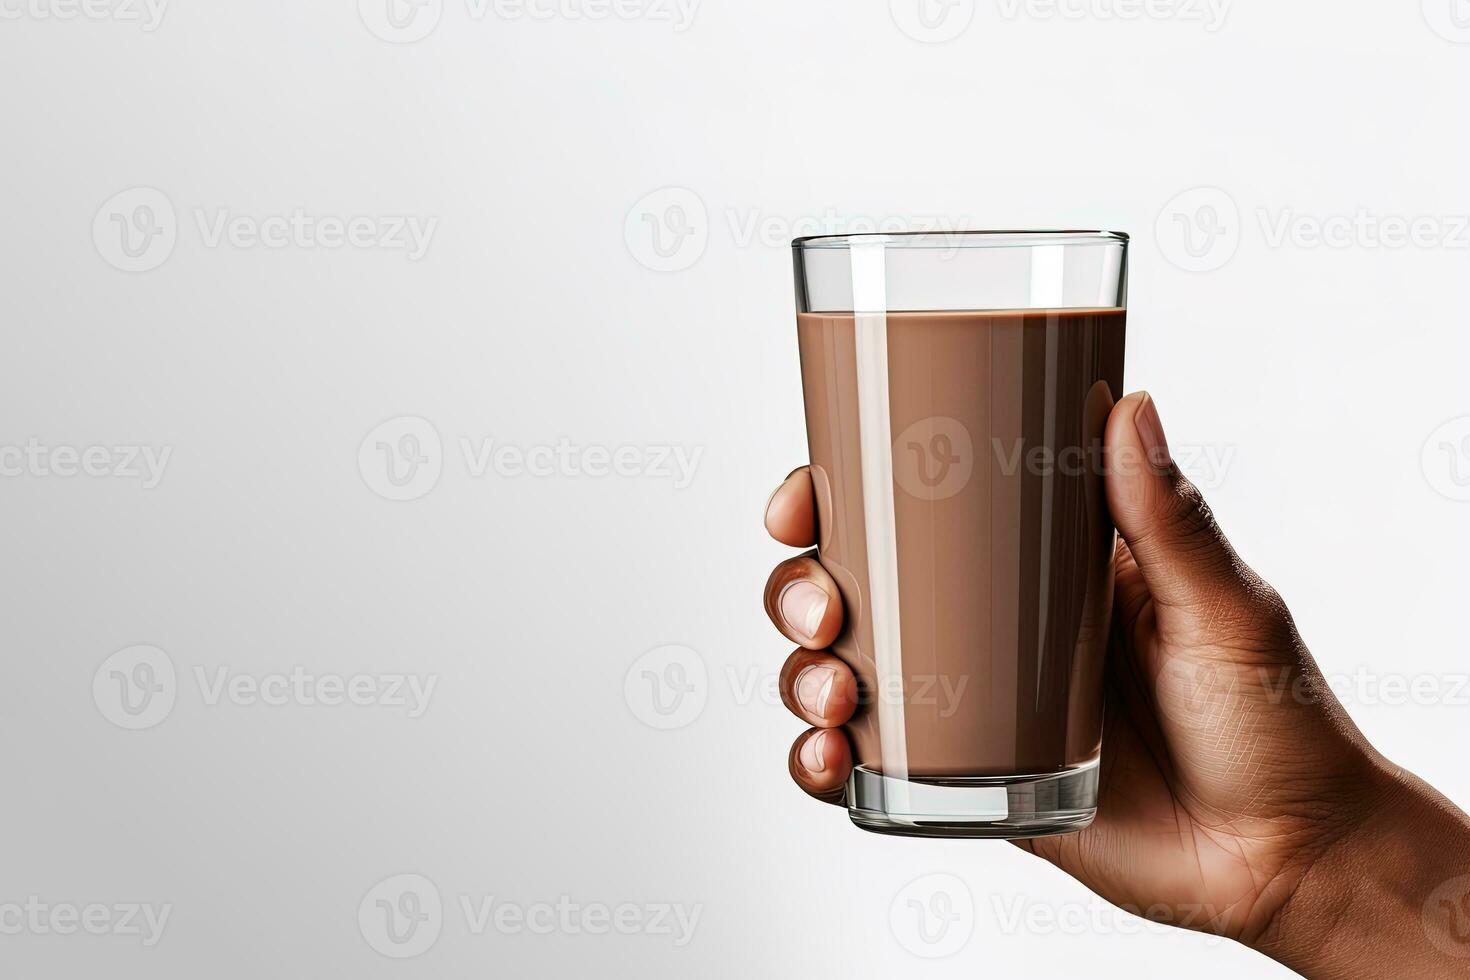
(1158, 475), (1223, 553)
(1195, 570), (1299, 653)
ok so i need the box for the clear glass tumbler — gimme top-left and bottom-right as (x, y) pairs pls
(791, 230), (1128, 838)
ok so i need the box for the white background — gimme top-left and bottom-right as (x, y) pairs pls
(3, 0), (1470, 976)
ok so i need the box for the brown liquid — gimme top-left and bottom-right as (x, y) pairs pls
(797, 308), (1125, 777)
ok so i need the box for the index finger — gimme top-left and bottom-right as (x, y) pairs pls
(764, 466), (816, 548)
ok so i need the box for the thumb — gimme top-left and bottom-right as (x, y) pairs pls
(1104, 392), (1247, 613)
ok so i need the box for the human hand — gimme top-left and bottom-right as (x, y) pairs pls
(762, 391), (1470, 978)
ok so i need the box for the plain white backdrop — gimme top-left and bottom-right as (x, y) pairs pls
(2, 0), (1469, 976)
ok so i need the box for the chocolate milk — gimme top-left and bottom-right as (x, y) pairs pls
(797, 308), (1125, 777)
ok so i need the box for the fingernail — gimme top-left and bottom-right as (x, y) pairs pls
(794, 664), (837, 717)
(763, 480), (786, 523)
(1134, 393), (1172, 472)
(780, 581), (829, 642)
(799, 730), (829, 774)
(763, 468), (805, 524)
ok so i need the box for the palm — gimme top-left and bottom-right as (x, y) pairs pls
(1021, 543), (1359, 944)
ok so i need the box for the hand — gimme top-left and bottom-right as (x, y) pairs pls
(762, 391), (1470, 979)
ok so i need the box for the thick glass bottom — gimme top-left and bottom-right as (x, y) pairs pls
(847, 762), (1099, 839)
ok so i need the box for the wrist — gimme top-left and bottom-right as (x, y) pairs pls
(1253, 759), (1470, 979)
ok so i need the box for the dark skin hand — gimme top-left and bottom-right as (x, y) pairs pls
(762, 391), (1470, 979)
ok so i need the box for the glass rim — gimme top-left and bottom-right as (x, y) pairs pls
(792, 229), (1129, 250)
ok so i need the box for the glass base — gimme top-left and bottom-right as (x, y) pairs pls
(847, 762), (1098, 839)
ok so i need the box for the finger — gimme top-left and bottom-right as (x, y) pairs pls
(1110, 538), (1154, 643)
(788, 728), (852, 805)
(1104, 392), (1252, 612)
(779, 649), (858, 728)
(764, 466), (816, 547)
(764, 555), (844, 649)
